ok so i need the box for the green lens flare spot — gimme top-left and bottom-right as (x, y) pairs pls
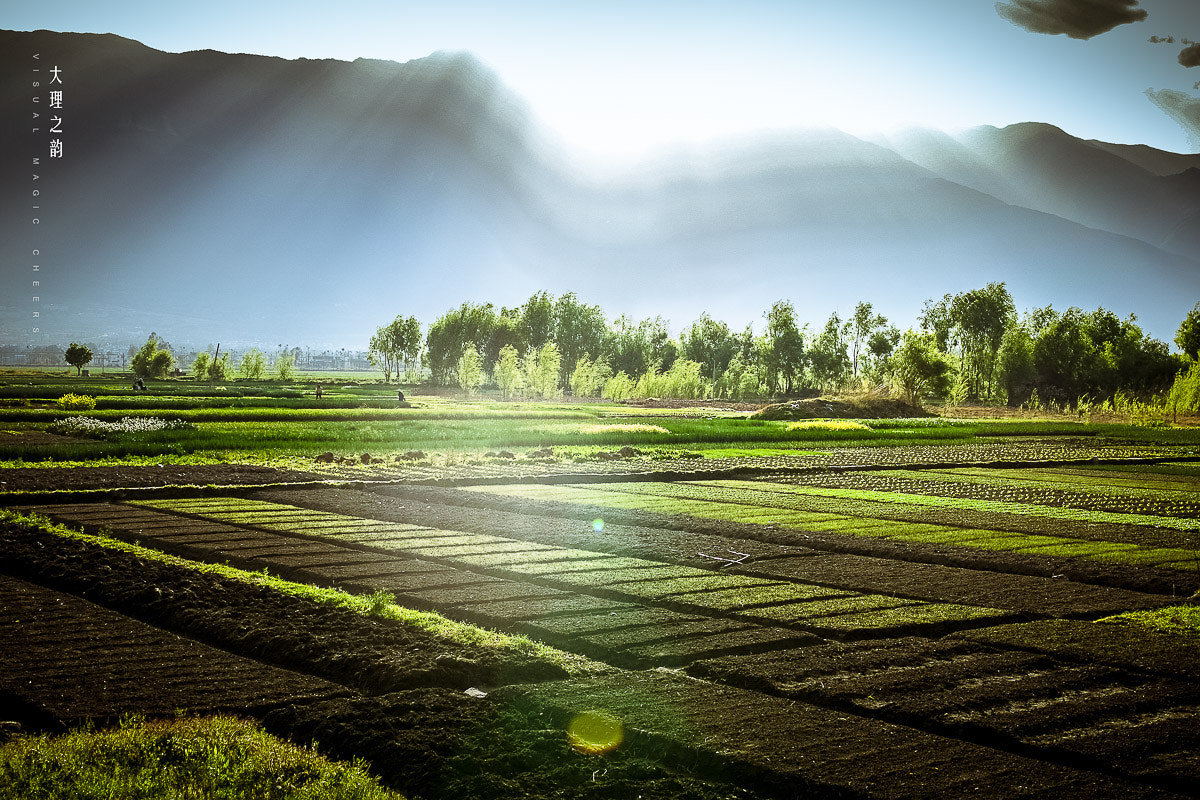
(592, 518), (605, 532)
(567, 710), (623, 755)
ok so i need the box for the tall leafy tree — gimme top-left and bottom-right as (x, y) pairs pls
(807, 312), (852, 391)
(64, 342), (93, 375)
(130, 333), (174, 379)
(553, 292), (608, 384)
(681, 313), (736, 383)
(519, 291), (555, 352)
(424, 303), (499, 385)
(950, 283), (1014, 399)
(1176, 301), (1200, 360)
(764, 300), (804, 395)
(606, 315), (674, 377)
(369, 315), (422, 383)
(848, 302), (887, 379)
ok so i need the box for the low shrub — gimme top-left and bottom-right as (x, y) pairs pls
(47, 416), (195, 439)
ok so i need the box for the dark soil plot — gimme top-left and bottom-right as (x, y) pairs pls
(0, 520), (570, 694)
(689, 635), (1200, 794)
(0, 527), (782, 800)
(0, 575), (351, 727)
(499, 670), (1175, 799)
(0, 463), (319, 492)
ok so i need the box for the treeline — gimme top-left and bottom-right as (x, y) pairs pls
(366, 286), (1199, 407)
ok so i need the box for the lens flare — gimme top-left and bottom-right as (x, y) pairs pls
(592, 518), (604, 532)
(567, 710), (623, 755)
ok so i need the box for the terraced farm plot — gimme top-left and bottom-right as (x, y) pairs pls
(6, 449), (1200, 798)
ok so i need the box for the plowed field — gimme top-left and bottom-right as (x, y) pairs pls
(4, 443), (1200, 798)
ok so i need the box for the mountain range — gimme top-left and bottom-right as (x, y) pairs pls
(2, 29), (1198, 350)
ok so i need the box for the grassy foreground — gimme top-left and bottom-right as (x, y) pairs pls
(0, 715), (403, 800)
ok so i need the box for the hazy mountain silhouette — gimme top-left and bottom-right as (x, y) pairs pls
(2, 30), (1197, 349)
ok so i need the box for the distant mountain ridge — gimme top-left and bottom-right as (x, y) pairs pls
(2, 29), (1197, 349)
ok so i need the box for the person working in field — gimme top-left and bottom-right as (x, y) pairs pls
(315, 383), (323, 400)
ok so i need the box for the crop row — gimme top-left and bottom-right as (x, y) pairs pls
(464, 482), (1200, 571)
(133, 497), (1005, 635)
(808, 470), (1200, 520)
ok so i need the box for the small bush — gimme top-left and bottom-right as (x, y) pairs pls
(55, 393), (96, 411)
(0, 714), (402, 800)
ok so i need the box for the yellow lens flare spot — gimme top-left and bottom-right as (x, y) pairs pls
(566, 710), (623, 755)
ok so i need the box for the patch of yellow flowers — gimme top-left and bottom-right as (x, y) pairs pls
(580, 423), (670, 434)
(785, 419), (870, 431)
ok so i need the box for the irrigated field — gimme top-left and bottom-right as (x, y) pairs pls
(3, 379), (1200, 798)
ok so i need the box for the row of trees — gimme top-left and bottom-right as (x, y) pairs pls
(368, 288), (1196, 406)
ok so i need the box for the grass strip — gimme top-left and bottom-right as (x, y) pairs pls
(0, 508), (594, 676)
(1099, 605), (1200, 639)
(0, 715), (403, 800)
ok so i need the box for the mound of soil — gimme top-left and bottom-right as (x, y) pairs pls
(751, 397), (931, 420)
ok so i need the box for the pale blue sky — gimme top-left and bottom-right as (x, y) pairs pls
(7, 0), (1200, 156)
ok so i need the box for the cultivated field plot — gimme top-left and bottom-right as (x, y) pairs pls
(5, 449), (1200, 798)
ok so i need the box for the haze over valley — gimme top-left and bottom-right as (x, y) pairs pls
(3, 28), (1198, 350)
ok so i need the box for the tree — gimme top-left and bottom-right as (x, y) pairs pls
(763, 301), (805, 395)
(1032, 308), (1093, 400)
(553, 292), (608, 384)
(64, 342), (93, 375)
(425, 304), (499, 385)
(493, 345), (524, 399)
(237, 348), (266, 380)
(190, 351), (211, 381)
(807, 312), (851, 391)
(130, 333), (174, 379)
(681, 313), (736, 383)
(275, 351), (296, 381)
(889, 331), (956, 406)
(848, 303), (887, 380)
(524, 342), (561, 399)
(369, 315), (422, 383)
(1175, 301), (1200, 360)
(865, 326), (901, 381)
(950, 283), (1015, 399)
(606, 315), (674, 378)
(518, 291), (555, 352)
(569, 354), (611, 398)
(206, 352), (232, 382)
(456, 346), (483, 396)
(996, 326), (1036, 405)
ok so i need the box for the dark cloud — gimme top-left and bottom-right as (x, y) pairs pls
(1148, 35), (1175, 43)
(1146, 88), (1200, 149)
(1182, 43), (1200, 67)
(995, 0), (1147, 39)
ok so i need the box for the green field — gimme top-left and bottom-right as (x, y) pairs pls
(3, 373), (1200, 465)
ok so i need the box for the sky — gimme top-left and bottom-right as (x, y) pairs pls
(6, 0), (1200, 160)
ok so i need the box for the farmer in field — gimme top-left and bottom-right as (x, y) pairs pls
(315, 383), (323, 400)
(397, 389), (405, 403)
